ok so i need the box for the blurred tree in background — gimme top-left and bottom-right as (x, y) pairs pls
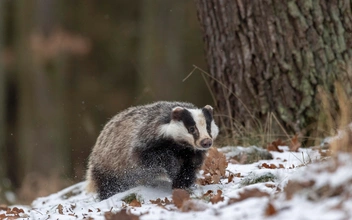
(0, 0), (209, 204)
(0, 0), (7, 203)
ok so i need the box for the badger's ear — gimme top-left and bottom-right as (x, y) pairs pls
(171, 107), (184, 121)
(203, 105), (214, 116)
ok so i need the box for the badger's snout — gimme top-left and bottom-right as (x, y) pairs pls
(200, 138), (212, 148)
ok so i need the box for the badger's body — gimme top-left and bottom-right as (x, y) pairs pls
(86, 101), (219, 200)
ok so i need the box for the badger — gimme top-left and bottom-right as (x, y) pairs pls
(86, 101), (219, 200)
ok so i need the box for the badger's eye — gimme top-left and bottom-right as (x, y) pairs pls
(188, 126), (196, 134)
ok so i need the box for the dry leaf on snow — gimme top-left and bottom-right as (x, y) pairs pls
(265, 201), (277, 216)
(228, 188), (269, 204)
(171, 189), (208, 212)
(284, 179), (315, 200)
(129, 200), (142, 207)
(181, 200), (208, 212)
(198, 147), (228, 185)
(104, 209), (140, 220)
(261, 163), (285, 169)
(0, 206), (26, 219)
(172, 189), (190, 209)
(209, 190), (224, 204)
(266, 139), (285, 152)
(150, 197), (172, 206)
(57, 204), (64, 215)
(227, 174), (235, 183)
(261, 163), (277, 169)
(289, 135), (301, 152)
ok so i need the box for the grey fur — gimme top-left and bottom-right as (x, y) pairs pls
(86, 101), (218, 200)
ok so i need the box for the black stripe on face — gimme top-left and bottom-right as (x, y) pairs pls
(180, 109), (200, 142)
(202, 108), (213, 137)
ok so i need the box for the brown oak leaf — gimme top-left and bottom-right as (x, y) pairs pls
(289, 135), (301, 152)
(172, 189), (190, 209)
(150, 197), (172, 209)
(198, 147), (228, 185)
(265, 202), (277, 216)
(228, 188), (269, 204)
(209, 190), (224, 204)
(266, 139), (285, 152)
(129, 199), (142, 207)
(104, 209), (139, 220)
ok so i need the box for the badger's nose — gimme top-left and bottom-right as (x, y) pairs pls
(200, 138), (212, 148)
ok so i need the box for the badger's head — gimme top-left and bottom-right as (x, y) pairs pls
(160, 105), (219, 150)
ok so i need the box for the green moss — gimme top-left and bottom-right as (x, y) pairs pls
(241, 173), (276, 186)
(122, 193), (139, 203)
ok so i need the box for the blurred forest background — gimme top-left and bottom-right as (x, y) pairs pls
(0, 0), (211, 204)
(2, 0), (352, 206)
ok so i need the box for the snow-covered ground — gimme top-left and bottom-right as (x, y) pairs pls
(2, 146), (352, 220)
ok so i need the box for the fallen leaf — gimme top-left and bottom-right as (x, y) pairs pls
(212, 175), (221, 184)
(228, 188), (269, 204)
(289, 135), (301, 152)
(152, 197), (172, 205)
(261, 163), (278, 169)
(202, 190), (213, 198)
(150, 197), (173, 210)
(150, 198), (162, 205)
(319, 149), (331, 157)
(57, 204), (64, 215)
(266, 139), (285, 152)
(70, 204), (76, 210)
(181, 200), (208, 212)
(104, 209), (140, 220)
(229, 153), (248, 164)
(198, 147), (228, 185)
(227, 174), (234, 183)
(172, 189), (190, 209)
(12, 207), (24, 215)
(129, 200), (142, 207)
(210, 190), (224, 204)
(0, 205), (7, 211)
(285, 180), (315, 200)
(265, 183), (276, 188)
(265, 202), (277, 216)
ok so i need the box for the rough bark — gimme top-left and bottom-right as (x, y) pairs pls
(195, 0), (352, 144)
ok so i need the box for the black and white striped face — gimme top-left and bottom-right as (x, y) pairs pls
(159, 105), (219, 150)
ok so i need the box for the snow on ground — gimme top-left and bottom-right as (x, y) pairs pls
(2, 146), (352, 220)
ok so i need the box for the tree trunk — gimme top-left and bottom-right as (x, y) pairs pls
(15, 0), (69, 187)
(138, 0), (185, 102)
(195, 0), (352, 145)
(0, 0), (8, 202)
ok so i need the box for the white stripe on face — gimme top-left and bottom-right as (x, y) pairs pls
(159, 121), (194, 145)
(159, 107), (218, 149)
(211, 120), (219, 139)
(188, 109), (211, 146)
